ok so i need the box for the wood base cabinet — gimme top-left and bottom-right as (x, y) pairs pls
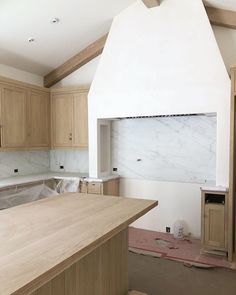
(201, 188), (228, 254)
(81, 178), (120, 197)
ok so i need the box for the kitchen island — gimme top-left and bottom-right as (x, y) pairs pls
(0, 193), (157, 295)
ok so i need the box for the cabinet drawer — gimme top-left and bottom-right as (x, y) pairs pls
(87, 182), (102, 194)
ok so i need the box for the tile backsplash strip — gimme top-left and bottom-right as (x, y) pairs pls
(111, 115), (216, 184)
(0, 151), (50, 178)
(50, 150), (89, 173)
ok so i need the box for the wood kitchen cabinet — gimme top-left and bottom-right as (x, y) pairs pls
(51, 87), (88, 149)
(27, 90), (50, 147)
(201, 188), (228, 254)
(51, 93), (73, 147)
(1, 85), (27, 148)
(81, 178), (120, 196)
(0, 77), (50, 150)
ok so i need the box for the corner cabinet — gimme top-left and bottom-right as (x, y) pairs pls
(0, 80), (50, 150)
(51, 88), (88, 149)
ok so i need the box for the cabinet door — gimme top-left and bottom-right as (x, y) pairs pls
(1, 85), (27, 148)
(204, 204), (226, 249)
(51, 94), (73, 147)
(73, 92), (88, 148)
(28, 90), (50, 147)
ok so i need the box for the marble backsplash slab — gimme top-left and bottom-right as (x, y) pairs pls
(50, 150), (89, 173)
(0, 151), (50, 178)
(111, 115), (216, 184)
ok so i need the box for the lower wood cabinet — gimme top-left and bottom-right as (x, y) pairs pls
(201, 188), (228, 254)
(81, 178), (119, 197)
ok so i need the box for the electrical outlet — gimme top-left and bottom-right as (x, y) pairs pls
(113, 167), (118, 172)
(14, 168), (19, 173)
(166, 227), (171, 233)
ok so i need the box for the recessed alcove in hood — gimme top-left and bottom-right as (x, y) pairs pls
(88, 0), (230, 185)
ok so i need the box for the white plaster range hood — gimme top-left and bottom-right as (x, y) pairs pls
(88, 0), (231, 186)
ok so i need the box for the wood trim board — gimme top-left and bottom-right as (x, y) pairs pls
(205, 6), (236, 30)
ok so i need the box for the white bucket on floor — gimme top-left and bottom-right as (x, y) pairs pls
(173, 220), (184, 239)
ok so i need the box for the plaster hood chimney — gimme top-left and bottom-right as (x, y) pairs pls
(88, 0), (230, 186)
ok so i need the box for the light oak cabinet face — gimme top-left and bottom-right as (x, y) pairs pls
(51, 94), (73, 147)
(28, 90), (50, 147)
(51, 90), (88, 148)
(73, 92), (88, 148)
(1, 86), (27, 148)
(204, 204), (226, 249)
(201, 191), (228, 253)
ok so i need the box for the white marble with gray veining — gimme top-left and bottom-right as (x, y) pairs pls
(50, 150), (89, 173)
(0, 151), (50, 178)
(111, 115), (216, 184)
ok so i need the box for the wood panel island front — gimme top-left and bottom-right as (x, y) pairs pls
(0, 193), (158, 295)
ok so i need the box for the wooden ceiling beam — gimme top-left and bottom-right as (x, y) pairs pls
(44, 33), (108, 88)
(205, 6), (236, 30)
(142, 0), (160, 9)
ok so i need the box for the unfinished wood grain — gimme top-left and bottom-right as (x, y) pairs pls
(0, 194), (157, 295)
(129, 292), (148, 295)
(44, 34), (108, 87)
(73, 91), (88, 148)
(36, 282), (51, 295)
(1, 85), (27, 148)
(51, 88), (89, 149)
(201, 189), (228, 253)
(206, 6), (236, 30)
(229, 66), (236, 261)
(34, 229), (128, 295)
(103, 178), (120, 196)
(27, 90), (50, 147)
(142, 0), (160, 8)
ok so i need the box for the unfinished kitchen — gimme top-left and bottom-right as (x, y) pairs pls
(1, 0), (236, 295)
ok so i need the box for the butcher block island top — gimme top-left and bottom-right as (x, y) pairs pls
(0, 193), (158, 295)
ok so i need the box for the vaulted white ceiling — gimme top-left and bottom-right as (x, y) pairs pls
(0, 0), (235, 76)
(0, 0), (136, 75)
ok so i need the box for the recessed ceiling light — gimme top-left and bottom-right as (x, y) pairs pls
(50, 17), (60, 24)
(28, 37), (35, 43)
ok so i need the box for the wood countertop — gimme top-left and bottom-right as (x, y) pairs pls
(0, 193), (158, 295)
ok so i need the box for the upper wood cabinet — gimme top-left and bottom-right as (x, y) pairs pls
(1, 85), (27, 148)
(27, 90), (50, 147)
(73, 92), (88, 148)
(51, 88), (88, 149)
(0, 78), (50, 150)
(51, 93), (73, 147)
(0, 77), (88, 151)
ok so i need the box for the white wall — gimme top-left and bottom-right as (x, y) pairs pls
(0, 64), (43, 86)
(87, 0), (231, 236)
(120, 178), (202, 237)
(89, 0), (231, 187)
